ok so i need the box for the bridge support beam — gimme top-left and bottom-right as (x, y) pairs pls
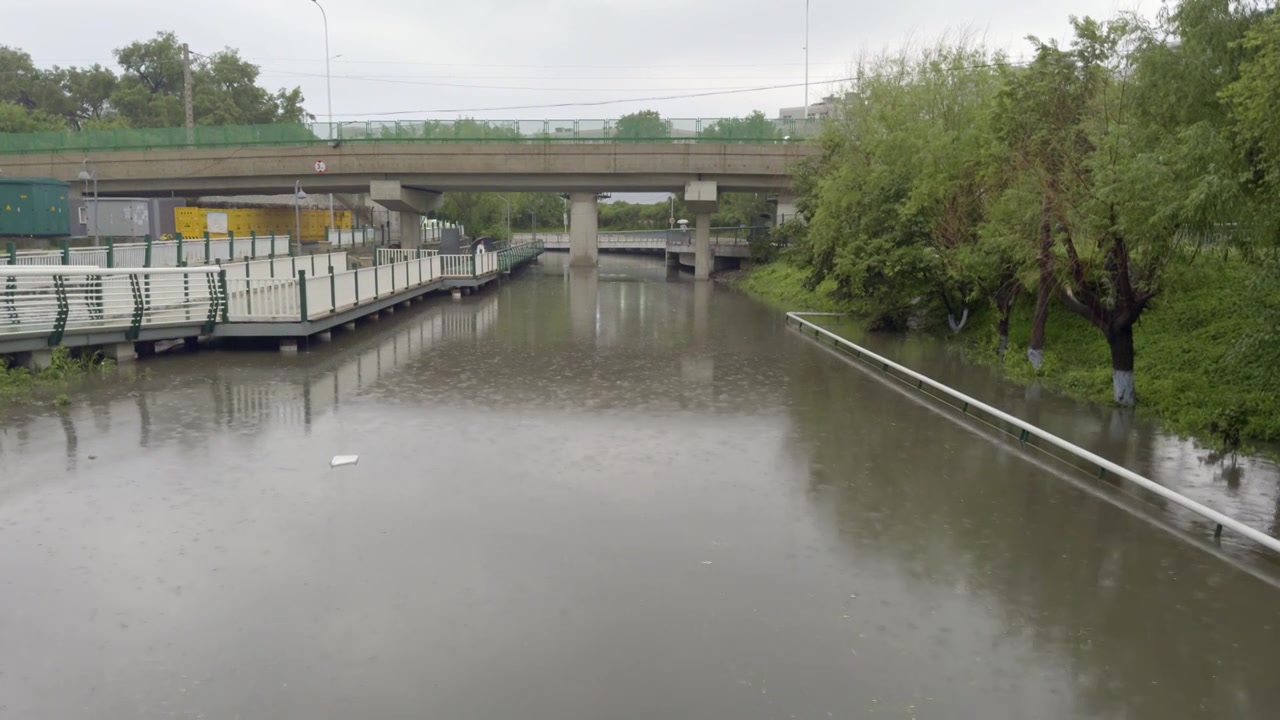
(569, 192), (599, 267)
(685, 181), (719, 280)
(770, 194), (800, 225)
(370, 181), (442, 248)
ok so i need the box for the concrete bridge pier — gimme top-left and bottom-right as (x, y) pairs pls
(685, 181), (719, 280)
(569, 192), (600, 267)
(370, 180), (442, 248)
(771, 194), (800, 225)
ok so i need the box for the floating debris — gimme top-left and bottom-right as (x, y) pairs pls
(330, 455), (360, 468)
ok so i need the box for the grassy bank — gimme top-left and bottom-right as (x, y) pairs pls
(727, 262), (846, 313)
(732, 257), (1280, 447)
(0, 348), (115, 406)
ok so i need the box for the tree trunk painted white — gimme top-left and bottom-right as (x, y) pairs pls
(1112, 369), (1136, 407)
(997, 333), (1009, 358)
(1027, 347), (1044, 370)
(947, 307), (969, 333)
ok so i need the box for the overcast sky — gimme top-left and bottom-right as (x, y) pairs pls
(20, 0), (1145, 122)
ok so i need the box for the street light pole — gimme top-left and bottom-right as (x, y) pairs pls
(78, 160), (98, 245)
(803, 0), (810, 120)
(294, 181), (308, 256)
(310, 0), (335, 231)
(529, 209), (536, 241)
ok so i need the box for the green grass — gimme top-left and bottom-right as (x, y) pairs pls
(0, 347), (115, 405)
(727, 261), (846, 313)
(736, 256), (1280, 448)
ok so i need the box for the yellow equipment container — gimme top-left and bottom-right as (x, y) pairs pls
(173, 207), (354, 241)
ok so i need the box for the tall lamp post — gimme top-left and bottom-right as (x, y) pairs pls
(529, 209), (537, 241)
(308, 0), (336, 231)
(294, 181), (308, 256)
(803, 0), (810, 120)
(77, 160), (98, 246)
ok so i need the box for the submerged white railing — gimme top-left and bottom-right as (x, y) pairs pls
(1, 266), (222, 342)
(785, 311), (1280, 556)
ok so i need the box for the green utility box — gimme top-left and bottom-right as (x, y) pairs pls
(0, 177), (70, 237)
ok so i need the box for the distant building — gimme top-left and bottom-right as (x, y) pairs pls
(777, 94), (839, 122)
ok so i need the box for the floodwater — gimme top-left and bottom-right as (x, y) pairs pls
(2, 253), (1279, 719)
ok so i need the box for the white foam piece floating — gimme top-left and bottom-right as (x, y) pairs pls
(330, 455), (360, 468)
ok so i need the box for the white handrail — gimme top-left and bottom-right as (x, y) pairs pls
(785, 311), (1280, 555)
(3, 265), (219, 276)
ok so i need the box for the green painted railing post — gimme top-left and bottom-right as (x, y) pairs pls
(329, 264), (336, 312)
(60, 239), (70, 265)
(204, 231), (211, 263)
(106, 238), (115, 269)
(325, 226), (330, 247)
(251, 231), (257, 259)
(6, 241), (16, 265)
(176, 233), (185, 267)
(354, 267), (360, 304)
(297, 270), (308, 322)
(144, 235), (153, 267)
(228, 231), (235, 259)
(288, 233), (296, 257)
(218, 269), (230, 323)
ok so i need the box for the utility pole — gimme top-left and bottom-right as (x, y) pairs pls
(182, 44), (195, 144)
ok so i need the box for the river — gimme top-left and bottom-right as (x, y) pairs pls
(2, 252), (1279, 719)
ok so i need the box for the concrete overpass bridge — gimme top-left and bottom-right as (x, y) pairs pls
(0, 118), (815, 279)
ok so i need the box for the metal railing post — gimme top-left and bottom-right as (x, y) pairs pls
(177, 233), (185, 267)
(5, 241), (15, 265)
(251, 231), (257, 259)
(144, 235), (153, 268)
(204, 231), (211, 263)
(228, 231), (235, 260)
(329, 264), (336, 312)
(60, 239), (70, 265)
(219, 269), (230, 322)
(298, 270), (308, 322)
(106, 238), (115, 269)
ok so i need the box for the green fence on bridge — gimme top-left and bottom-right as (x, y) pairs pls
(0, 117), (822, 155)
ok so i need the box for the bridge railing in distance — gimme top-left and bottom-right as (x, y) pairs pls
(4, 234), (291, 269)
(784, 311), (1280, 558)
(1, 266), (222, 344)
(0, 117), (823, 154)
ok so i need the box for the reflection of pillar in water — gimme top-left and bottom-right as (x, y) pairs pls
(59, 408), (78, 472)
(568, 267), (599, 343)
(692, 278), (711, 349)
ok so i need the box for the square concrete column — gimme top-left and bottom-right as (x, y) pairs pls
(102, 342), (137, 364)
(569, 192), (599, 268)
(398, 211), (421, 248)
(694, 212), (713, 280)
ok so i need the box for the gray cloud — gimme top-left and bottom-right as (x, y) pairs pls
(23, 0), (1143, 121)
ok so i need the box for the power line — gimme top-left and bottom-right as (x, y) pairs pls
(328, 77), (855, 117)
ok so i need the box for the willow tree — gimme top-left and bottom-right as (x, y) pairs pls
(795, 43), (1005, 329)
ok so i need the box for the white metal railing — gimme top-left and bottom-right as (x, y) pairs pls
(222, 252), (349, 280)
(3, 234), (291, 269)
(377, 248), (439, 265)
(785, 311), (1280, 556)
(1, 266), (221, 341)
(225, 254), (448, 322)
(327, 227), (377, 247)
